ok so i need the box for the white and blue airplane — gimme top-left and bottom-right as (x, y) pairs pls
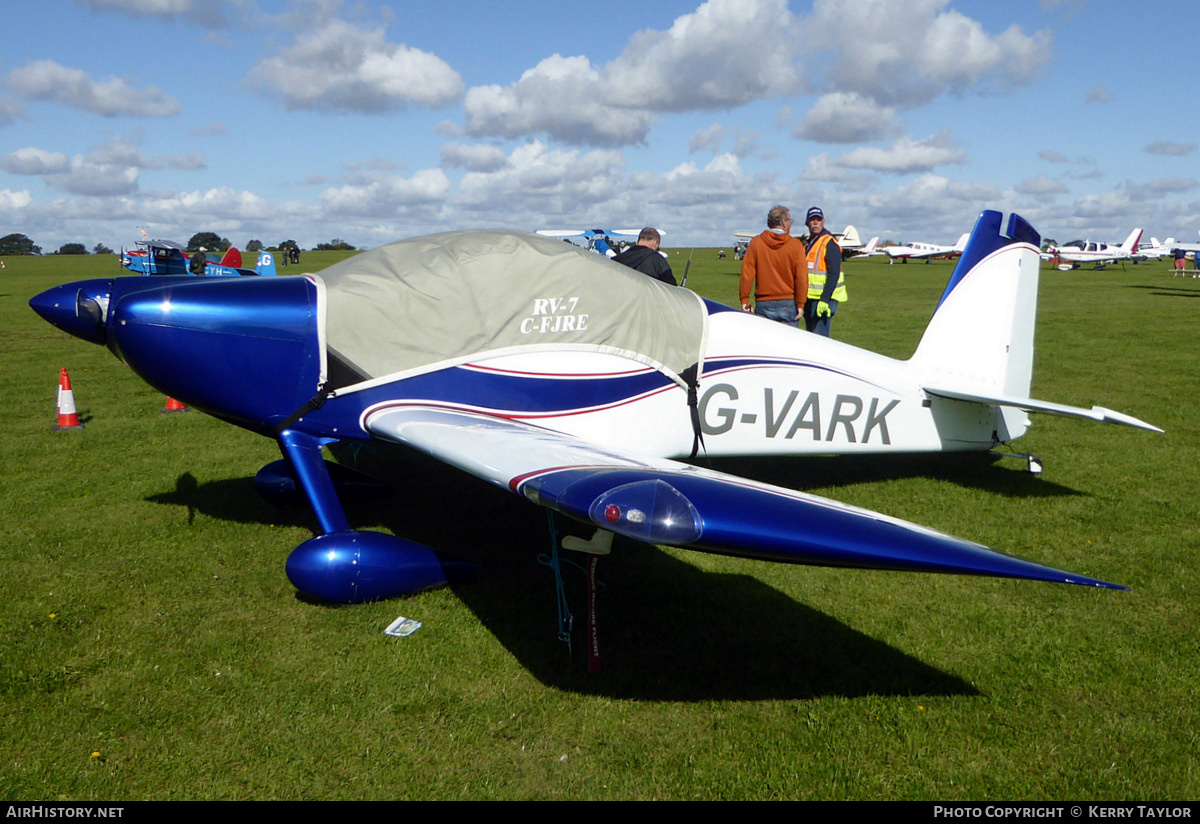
(535, 228), (648, 257)
(121, 238), (279, 278)
(30, 210), (1159, 604)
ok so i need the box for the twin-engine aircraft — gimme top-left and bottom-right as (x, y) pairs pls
(31, 211), (1159, 605)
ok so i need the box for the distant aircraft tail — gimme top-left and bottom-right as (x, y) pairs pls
(840, 225), (862, 248)
(1120, 228), (1143, 254)
(863, 236), (879, 254)
(219, 247), (243, 268)
(952, 232), (969, 253)
(255, 250), (278, 276)
(909, 211), (1159, 440)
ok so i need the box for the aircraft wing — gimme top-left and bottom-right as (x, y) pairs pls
(923, 387), (1162, 432)
(364, 405), (1126, 588)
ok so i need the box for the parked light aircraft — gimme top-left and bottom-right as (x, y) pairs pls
(843, 236), (881, 259)
(535, 228), (645, 258)
(1042, 228), (1143, 270)
(734, 225), (869, 256)
(121, 238), (278, 277)
(31, 210), (1159, 606)
(884, 233), (969, 264)
(1133, 237), (1176, 261)
(1146, 232), (1200, 256)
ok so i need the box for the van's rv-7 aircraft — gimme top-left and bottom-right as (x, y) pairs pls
(30, 210), (1159, 606)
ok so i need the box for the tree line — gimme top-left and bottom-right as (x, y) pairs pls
(0, 232), (358, 257)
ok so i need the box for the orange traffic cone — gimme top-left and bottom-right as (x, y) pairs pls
(54, 368), (84, 431)
(162, 396), (189, 413)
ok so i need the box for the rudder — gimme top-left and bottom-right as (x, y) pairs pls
(911, 211), (1042, 421)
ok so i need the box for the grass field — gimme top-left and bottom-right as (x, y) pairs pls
(2, 245), (1197, 800)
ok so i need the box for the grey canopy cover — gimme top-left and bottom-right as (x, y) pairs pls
(317, 230), (708, 386)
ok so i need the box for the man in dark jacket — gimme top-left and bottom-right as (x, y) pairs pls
(613, 227), (676, 285)
(188, 247), (207, 276)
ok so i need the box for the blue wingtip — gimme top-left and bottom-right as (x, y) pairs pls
(936, 210), (1042, 311)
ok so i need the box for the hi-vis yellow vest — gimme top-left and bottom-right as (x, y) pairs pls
(807, 234), (847, 302)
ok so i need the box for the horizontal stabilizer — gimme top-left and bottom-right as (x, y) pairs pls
(924, 386), (1162, 432)
(366, 406), (1127, 589)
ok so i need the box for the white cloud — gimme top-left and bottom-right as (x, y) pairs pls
(457, 141), (626, 215)
(1085, 85), (1113, 104)
(76, 0), (242, 27)
(464, 0), (798, 147)
(58, 158), (140, 196)
(0, 147), (70, 175)
(175, 186), (275, 220)
(689, 124), (727, 154)
(1038, 149), (1069, 163)
(164, 153), (206, 170)
(188, 121), (228, 137)
(1014, 175), (1067, 197)
(251, 20), (463, 112)
(1145, 141), (1195, 157)
(830, 130), (966, 174)
(1123, 178), (1198, 200)
(0, 189), (33, 209)
(861, 173), (1000, 228)
(440, 143), (510, 173)
(464, 55), (654, 147)
(803, 0), (1050, 108)
(79, 0), (190, 12)
(653, 154), (766, 208)
(794, 92), (903, 144)
(320, 168), (451, 216)
(86, 136), (204, 171)
(0, 94), (24, 126)
(5, 137), (205, 197)
(5, 145), (142, 197)
(801, 154), (877, 192)
(602, 0), (799, 111)
(6, 60), (180, 117)
(688, 123), (760, 157)
(88, 136), (160, 168)
(1073, 189), (1131, 219)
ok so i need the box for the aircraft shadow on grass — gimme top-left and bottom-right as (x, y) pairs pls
(705, 451), (1079, 501)
(1123, 283), (1200, 299)
(144, 444), (1084, 699)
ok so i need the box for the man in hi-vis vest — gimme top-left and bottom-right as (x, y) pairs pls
(802, 206), (846, 337)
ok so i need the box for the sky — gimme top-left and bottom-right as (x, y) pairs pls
(2, 0), (1198, 252)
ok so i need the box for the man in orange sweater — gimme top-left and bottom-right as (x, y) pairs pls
(739, 205), (807, 325)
